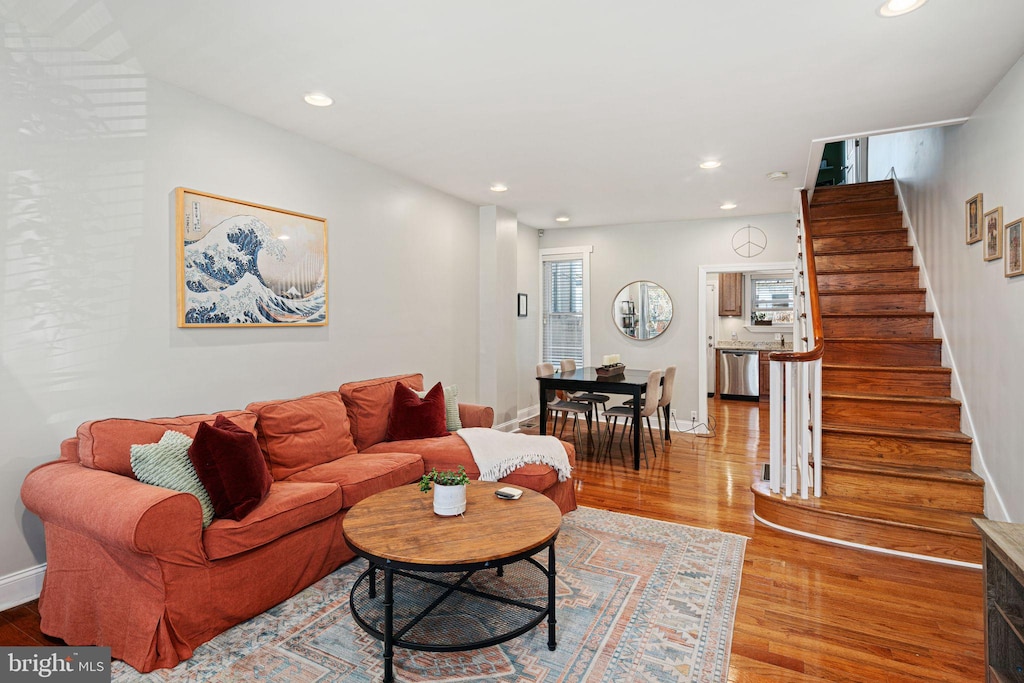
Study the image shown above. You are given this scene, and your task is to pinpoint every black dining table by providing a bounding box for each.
[537,366,667,470]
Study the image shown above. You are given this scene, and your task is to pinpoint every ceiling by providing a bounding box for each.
[8,0,1024,228]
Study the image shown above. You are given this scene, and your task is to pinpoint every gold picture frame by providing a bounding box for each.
[984,205,1003,262]
[1006,218,1023,278]
[965,193,983,244]
[175,188,328,327]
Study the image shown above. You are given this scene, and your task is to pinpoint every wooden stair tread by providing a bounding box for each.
[751,482,979,537]
[810,210,903,221]
[822,311,931,318]
[822,363,950,375]
[822,391,959,406]
[815,246,913,256]
[823,459,983,486]
[814,227,906,238]
[826,336,940,343]
[811,180,894,197]
[818,288,926,296]
[821,423,973,444]
[817,266,918,275]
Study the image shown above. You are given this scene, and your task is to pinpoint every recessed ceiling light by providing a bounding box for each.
[720,202,737,210]
[490,183,508,192]
[303,92,334,107]
[878,0,928,17]
[555,215,571,223]
[699,160,722,169]
[767,171,789,181]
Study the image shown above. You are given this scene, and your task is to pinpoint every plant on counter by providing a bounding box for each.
[419,465,470,492]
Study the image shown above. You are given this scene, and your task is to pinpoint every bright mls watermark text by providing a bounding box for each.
[2,647,110,682]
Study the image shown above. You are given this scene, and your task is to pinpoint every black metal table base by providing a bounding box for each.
[350,543,557,683]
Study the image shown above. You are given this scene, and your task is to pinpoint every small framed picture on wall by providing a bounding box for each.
[984,206,1003,261]
[965,193,983,244]
[1006,218,1023,278]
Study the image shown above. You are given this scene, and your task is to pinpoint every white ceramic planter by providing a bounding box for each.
[433,483,467,516]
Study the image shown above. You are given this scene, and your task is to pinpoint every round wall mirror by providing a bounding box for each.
[613,281,673,340]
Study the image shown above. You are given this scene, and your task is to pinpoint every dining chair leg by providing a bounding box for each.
[605,416,618,458]
[645,416,657,457]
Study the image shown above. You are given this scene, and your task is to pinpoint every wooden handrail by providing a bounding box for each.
[768,189,824,363]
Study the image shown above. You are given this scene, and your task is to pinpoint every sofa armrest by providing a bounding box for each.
[458,403,494,429]
[21,461,205,560]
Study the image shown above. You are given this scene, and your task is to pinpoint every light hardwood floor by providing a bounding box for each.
[2,398,985,680]
[534,397,984,682]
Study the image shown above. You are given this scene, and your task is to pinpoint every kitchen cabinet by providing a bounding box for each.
[718,272,743,317]
[758,352,771,401]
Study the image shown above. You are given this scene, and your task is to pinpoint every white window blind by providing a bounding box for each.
[751,277,794,312]
[542,258,584,365]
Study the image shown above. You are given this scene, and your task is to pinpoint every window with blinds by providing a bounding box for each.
[542,257,584,365]
[751,277,794,312]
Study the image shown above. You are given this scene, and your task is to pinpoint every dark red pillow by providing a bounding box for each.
[386,381,449,441]
[188,415,273,521]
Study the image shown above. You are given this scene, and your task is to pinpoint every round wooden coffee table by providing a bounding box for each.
[343,481,562,683]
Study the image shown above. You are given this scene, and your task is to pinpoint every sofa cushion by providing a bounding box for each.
[77,411,258,477]
[130,430,216,528]
[416,384,463,431]
[202,480,342,561]
[386,382,448,441]
[286,452,424,509]
[189,415,273,521]
[340,373,424,450]
[246,392,358,480]
[361,435,560,493]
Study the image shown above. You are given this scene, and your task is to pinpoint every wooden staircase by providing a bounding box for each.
[752,179,984,565]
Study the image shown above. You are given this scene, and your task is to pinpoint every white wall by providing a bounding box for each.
[867,54,1024,522]
[478,206,519,428]
[516,226,541,418]
[533,213,796,422]
[0,48,481,580]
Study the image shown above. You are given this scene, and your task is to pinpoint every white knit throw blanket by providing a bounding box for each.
[455,427,573,483]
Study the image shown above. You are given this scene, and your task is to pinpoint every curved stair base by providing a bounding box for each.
[751,481,982,567]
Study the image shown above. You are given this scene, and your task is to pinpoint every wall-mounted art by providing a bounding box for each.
[517,292,528,317]
[966,193,983,244]
[176,188,328,327]
[1006,218,1023,278]
[984,205,1003,262]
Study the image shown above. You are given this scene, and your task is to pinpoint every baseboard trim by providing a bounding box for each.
[493,417,520,432]
[0,563,45,612]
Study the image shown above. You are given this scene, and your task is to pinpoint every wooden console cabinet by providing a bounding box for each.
[975,519,1024,681]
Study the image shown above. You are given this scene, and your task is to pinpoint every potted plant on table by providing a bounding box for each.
[419,465,469,516]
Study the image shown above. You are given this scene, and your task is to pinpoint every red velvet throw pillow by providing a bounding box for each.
[386,381,449,441]
[188,415,273,521]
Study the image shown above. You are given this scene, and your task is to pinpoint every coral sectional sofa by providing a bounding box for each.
[20,373,576,672]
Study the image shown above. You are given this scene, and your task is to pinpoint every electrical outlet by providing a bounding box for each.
[690,410,698,421]
[670,409,676,418]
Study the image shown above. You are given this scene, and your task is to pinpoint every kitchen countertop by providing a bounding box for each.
[716,340,793,351]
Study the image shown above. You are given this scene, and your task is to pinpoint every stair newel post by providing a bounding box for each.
[769,359,782,494]
[785,359,797,497]
[812,357,823,496]
[799,360,811,499]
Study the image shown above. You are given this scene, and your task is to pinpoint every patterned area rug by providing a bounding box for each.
[113,507,746,682]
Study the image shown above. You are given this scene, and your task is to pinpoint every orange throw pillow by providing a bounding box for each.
[386,382,449,441]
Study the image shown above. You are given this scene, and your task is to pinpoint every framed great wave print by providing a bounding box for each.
[176,188,328,327]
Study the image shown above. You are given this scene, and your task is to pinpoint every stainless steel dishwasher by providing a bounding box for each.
[719,350,759,400]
